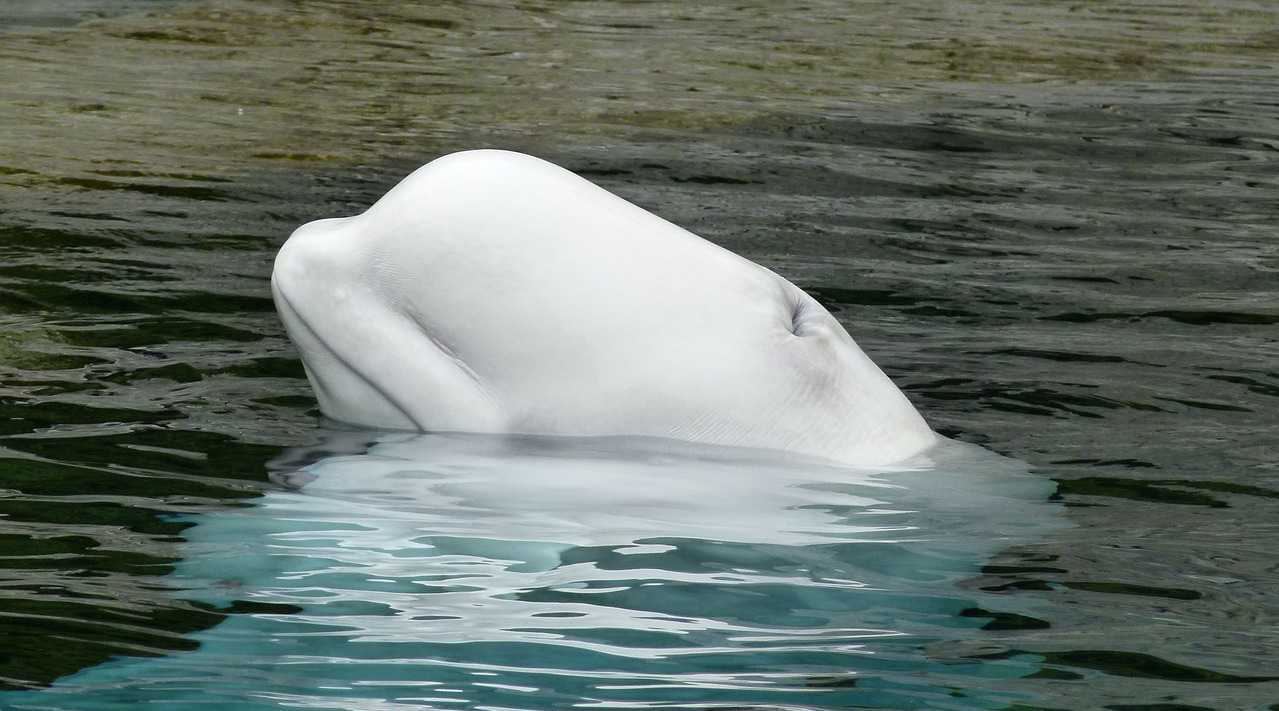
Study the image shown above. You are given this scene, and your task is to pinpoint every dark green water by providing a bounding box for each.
[1,2,1277,709]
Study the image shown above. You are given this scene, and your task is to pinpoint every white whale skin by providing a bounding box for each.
[271,149,936,466]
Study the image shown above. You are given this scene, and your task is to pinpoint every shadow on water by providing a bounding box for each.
[6,430,1065,710]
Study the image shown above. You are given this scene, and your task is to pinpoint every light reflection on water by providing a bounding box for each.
[9,432,1063,711]
[0,1,1277,709]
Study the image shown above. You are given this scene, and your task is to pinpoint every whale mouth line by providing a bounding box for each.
[276,289,420,429]
[400,309,494,404]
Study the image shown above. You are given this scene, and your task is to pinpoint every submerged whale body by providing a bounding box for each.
[7,432,1062,710]
[272,149,936,466]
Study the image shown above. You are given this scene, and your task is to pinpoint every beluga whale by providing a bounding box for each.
[2,153,1067,711]
[4,152,1064,705]
[272,149,937,466]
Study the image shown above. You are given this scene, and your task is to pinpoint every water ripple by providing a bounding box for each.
[0,1,1276,708]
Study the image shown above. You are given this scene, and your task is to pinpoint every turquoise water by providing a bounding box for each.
[7,434,1063,710]
[1,2,1277,709]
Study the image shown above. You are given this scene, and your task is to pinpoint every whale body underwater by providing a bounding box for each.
[271,149,937,467]
[9,431,1060,711]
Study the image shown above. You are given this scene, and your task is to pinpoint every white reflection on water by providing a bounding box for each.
[12,432,1062,710]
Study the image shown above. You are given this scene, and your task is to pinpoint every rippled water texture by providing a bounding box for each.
[1,1,1277,710]
[7,433,1065,710]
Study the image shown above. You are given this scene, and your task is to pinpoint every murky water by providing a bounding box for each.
[1,1,1277,710]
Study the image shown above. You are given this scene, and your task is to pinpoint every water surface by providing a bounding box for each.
[8,432,1064,710]
[0,1,1277,709]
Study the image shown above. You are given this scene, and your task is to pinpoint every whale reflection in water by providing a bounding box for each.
[13,431,1062,711]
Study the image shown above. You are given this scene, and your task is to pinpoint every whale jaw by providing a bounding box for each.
[272,149,936,467]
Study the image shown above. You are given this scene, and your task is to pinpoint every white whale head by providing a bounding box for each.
[271,149,936,466]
